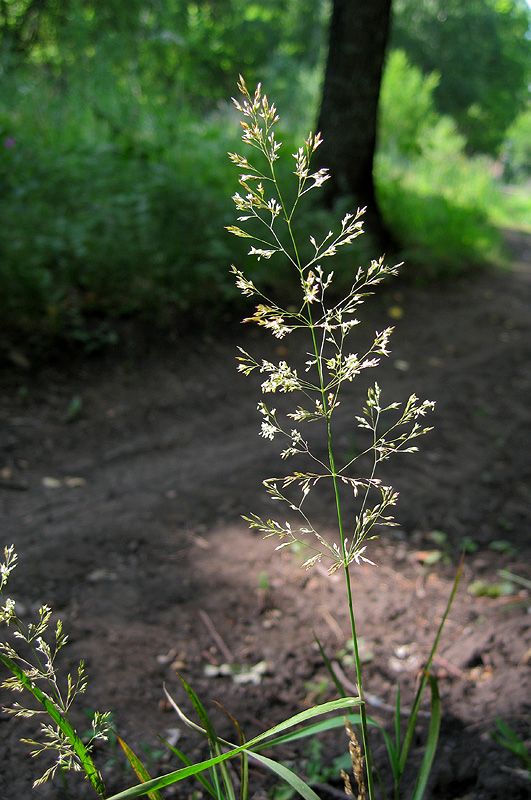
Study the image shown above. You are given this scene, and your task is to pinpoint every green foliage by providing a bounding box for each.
[487,182,531,233]
[1,1,528,343]
[0,551,362,798]
[391,0,531,155]
[1,0,328,112]
[501,103,531,182]
[377,51,506,276]
[0,80,243,330]
[378,50,440,159]
[491,717,531,777]
[107,691,362,800]
[0,7,328,341]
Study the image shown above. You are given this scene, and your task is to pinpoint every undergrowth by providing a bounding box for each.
[0,50,524,347]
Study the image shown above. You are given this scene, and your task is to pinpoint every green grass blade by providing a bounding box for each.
[411,673,441,800]
[492,719,531,769]
[152,732,218,798]
[214,701,248,800]
[244,697,363,751]
[313,633,347,698]
[394,683,401,755]
[399,558,462,775]
[378,725,399,781]
[178,674,220,745]
[209,756,224,800]
[115,735,164,800]
[178,675,236,799]
[240,748,249,800]
[497,570,531,591]
[217,745,237,800]
[106,697,362,799]
[0,652,105,797]
[246,750,322,800]
[258,712,363,749]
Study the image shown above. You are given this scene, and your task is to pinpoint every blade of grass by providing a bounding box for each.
[498,570,531,591]
[179,676,236,800]
[394,684,401,757]
[411,673,441,800]
[259,712,363,749]
[214,701,249,800]
[245,750,322,800]
[178,674,220,744]
[492,720,531,770]
[313,633,347,698]
[152,732,219,798]
[115,735,164,800]
[398,557,462,776]
[217,743,237,800]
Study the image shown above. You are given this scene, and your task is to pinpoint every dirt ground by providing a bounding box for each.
[0,231,530,800]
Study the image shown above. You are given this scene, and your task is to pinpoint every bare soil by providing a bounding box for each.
[1,232,530,800]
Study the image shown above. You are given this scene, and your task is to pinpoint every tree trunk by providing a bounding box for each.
[317,0,394,251]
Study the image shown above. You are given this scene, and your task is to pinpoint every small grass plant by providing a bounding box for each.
[491,716,531,782]
[0,79,463,799]
[0,545,112,795]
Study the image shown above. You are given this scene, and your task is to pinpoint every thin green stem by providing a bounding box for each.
[263,121,376,798]
[286,206,376,800]
[329,436,375,800]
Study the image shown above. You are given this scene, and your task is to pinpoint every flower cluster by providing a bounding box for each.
[228,78,435,574]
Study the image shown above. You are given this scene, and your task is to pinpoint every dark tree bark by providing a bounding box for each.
[317,0,394,251]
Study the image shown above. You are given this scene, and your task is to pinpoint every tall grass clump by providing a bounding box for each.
[0,79,462,800]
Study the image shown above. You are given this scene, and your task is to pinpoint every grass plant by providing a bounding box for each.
[0,546,111,795]
[0,79,464,799]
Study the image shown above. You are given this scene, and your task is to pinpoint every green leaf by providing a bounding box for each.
[492,719,531,769]
[498,570,531,591]
[246,750,322,800]
[260,713,362,750]
[399,558,462,775]
[173,679,237,800]
[152,732,218,799]
[411,673,441,800]
[378,723,400,782]
[178,674,219,745]
[313,633,347,698]
[394,683,401,756]
[115,736,164,800]
[178,678,236,800]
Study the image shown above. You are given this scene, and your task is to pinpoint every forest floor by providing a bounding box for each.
[0,230,530,800]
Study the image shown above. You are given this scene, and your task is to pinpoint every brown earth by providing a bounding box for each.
[0,232,530,800]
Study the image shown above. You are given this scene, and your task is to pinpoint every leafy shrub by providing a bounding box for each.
[377,52,505,276]
[501,104,531,184]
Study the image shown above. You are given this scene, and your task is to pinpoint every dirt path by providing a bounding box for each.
[1,234,530,799]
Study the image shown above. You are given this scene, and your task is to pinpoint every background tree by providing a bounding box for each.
[316,0,395,250]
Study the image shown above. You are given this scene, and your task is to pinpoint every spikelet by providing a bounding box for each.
[342,718,367,800]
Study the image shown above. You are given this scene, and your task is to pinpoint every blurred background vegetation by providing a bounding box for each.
[1,0,530,350]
